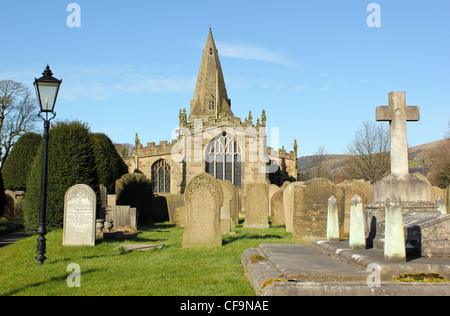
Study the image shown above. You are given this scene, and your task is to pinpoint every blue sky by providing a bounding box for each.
[0,0,449,156]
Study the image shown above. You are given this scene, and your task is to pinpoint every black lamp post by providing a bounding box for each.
[33,65,62,265]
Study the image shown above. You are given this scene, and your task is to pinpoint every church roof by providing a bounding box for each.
[190,28,233,120]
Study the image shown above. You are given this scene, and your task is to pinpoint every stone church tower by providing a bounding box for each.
[128,29,298,196]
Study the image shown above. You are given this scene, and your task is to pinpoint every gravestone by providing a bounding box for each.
[106,205,138,230]
[244,183,269,229]
[63,184,96,246]
[384,194,406,262]
[292,178,345,243]
[99,184,107,208]
[219,180,238,231]
[270,190,285,226]
[182,173,223,248]
[337,180,373,235]
[165,194,185,224]
[283,182,305,233]
[365,91,450,257]
[326,196,339,242]
[107,194,116,206]
[349,195,365,250]
[374,91,429,202]
[268,184,281,216]
[175,205,187,227]
[437,196,446,215]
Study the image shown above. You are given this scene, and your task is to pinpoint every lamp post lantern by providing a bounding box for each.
[33,65,62,265]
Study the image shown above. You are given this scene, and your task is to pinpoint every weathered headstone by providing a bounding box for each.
[268,184,281,216]
[326,196,339,242]
[99,184,107,209]
[349,195,365,250]
[374,91,429,202]
[292,178,345,243]
[244,183,269,229]
[106,205,138,230]
[175,205,187,227]
[283,182,305,233]
[292,178,344,243]
[337,180,373,235]
[165,194,185,224]
[182,173,223,248]
[219,180,238,231]
[376,91,419,175]
[365,91,449,257]
[271,190,285,227]
[384,194,406,262]
[107,194,116,206]
[63,184,96,246]
[436,196,446,215]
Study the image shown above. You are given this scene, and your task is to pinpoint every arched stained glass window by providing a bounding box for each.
[152,160,171,193]
[205,133,242,187]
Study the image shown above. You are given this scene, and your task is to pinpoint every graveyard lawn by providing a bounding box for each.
[0,223,292,296]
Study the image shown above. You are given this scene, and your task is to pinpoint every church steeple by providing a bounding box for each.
[190,28,233,120]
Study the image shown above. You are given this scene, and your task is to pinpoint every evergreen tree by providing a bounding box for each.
[2,133,42,191]
[23,121,98,232]
[90,133,129,194]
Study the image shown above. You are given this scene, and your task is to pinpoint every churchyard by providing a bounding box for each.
[0,222,291,296]
[0,92,449,296]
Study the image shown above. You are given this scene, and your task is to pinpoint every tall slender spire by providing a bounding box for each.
[190,28,232,120]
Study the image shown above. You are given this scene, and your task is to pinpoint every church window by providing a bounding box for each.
[152,159,171,193]
[210,48,213,55]
[205,133,242,187]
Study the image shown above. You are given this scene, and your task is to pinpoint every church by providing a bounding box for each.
[126,29,298,196]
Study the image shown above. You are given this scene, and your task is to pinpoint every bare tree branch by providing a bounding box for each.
[0,80,39,168]
[345,121,390,183]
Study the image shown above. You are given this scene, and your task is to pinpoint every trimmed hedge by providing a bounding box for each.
[91,133,129,194]
[23,121,99,233]
[2,133,43,191]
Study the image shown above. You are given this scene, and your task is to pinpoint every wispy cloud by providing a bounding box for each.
[57,65,196,102]
[216,41,300,67]
[0,64,197,102]
[320,85,330,91]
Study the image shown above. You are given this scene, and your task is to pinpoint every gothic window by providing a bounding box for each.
[208,100,215,110]
[152,160,171,193]
[205,133,242,187]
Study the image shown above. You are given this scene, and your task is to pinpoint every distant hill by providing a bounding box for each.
[408,139,447,160]
[297,154,348,173]
[407,139,448,175]
[297,139,446,179]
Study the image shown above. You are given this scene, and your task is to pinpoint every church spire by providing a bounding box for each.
[190,28,233,120]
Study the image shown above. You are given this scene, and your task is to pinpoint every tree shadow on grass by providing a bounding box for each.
[222,233,283,246]
[2,268,101,296]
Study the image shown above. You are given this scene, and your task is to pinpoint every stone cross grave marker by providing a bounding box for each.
[376,91,420,175]
[63,184,96,246]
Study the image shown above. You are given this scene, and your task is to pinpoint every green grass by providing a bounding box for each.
[0,222,292,296]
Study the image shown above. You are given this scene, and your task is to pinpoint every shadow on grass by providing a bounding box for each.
[222,233,283,246]
[2,268,101,296]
